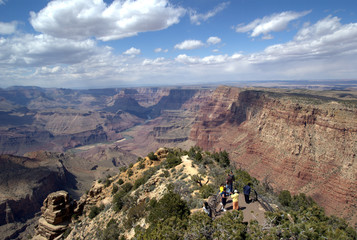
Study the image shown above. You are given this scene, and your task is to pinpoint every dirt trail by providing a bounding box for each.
[213,193,266,225]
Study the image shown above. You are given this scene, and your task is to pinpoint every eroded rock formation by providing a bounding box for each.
[33,191,77,240]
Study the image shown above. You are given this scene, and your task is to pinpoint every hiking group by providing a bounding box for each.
[203,171,254,218]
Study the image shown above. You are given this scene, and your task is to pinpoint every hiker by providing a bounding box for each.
[231,190,239,210]
[243,183,252,204]
[203,202,212,218]
[220,186,229,212]
[226,173,233,193]
[229,170,235,190]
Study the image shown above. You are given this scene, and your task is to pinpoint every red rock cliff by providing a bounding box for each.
[190,86,357,225]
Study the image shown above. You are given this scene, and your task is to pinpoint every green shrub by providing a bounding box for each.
[113,193,124,212]
[89,204,104,219]
[112,184,118,195]
[199,184,215,199]
[163,170,170,177]
[119,166,127,173]
[138,161,145,169]
[159,170,170,178]
[195,152,203,162]
[135,216,187,240]
[278,190,292,207]
[133,177,146,189]
[185,212,213,239]
[290,193,315,211]
[212,210,246,239]
[233,169,259,191]
[121,183,133,193]
[112,183,133,212]
[129,163,134,168]
[211,150,230,168]
[147,198,158,210]
[147,190,190,224]
[162,153,182,169]
[104,178,112,188]
[148,152,158,160]
[100,219,120,240]
[127,168,133,177]
[133,166,160,190]
[117,179,124,185]
[124,202,146,228]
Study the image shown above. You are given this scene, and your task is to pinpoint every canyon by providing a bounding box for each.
[0,84,356,238]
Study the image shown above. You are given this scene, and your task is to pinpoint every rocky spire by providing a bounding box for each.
[33,191,78,240]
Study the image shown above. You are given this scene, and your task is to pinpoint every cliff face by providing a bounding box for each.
[190,86,357,225]
[116,88,170,107]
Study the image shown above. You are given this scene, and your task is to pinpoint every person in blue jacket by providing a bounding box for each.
[243,183,252,204]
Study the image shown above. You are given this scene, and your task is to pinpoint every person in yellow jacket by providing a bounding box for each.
[231,189,239,210]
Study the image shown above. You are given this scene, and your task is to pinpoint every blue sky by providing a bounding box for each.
[0,0,357,88]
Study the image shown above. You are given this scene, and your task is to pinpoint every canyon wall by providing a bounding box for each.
[190,86,357,225]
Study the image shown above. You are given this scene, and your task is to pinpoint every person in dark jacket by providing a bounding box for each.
[243,183,252,204]
[220,187,229,211]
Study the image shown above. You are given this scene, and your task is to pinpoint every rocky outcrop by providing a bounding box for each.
[190,86,357,225]
[33,191,77,240]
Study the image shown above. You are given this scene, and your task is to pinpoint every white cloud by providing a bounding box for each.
[154,48,168,53]
[261,16,357,62]
[1,14,357,89]
[30,0,186,41]
[174,40,205,50]
[207,36,221,45]
[294,15,340,41]
[175,54,229,65]
[142,57,167,65]
[236,10,311,38]
[190,2,229,25]
[175,54,199,64]
[123,47,141,55]
[0,0,5,5]
[35,66,63,74]
[0,21,17,34]
[172,15,357,80]
[0,34,101,66]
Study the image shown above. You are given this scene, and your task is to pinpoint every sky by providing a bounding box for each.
[0,0,357,89]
